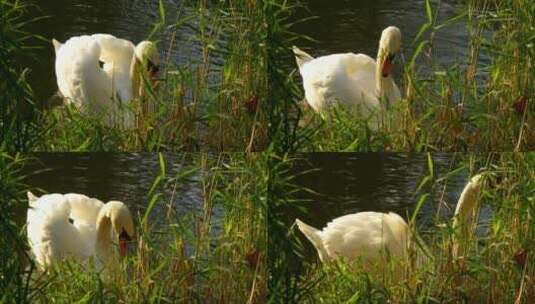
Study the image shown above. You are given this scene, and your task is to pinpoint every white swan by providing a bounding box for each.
[26,192,135,270]
[293,26,402,120]
[296,174,484,264]
[52,34,160,128]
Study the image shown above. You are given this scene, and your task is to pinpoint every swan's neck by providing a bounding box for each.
[375,48,393,104]
[453,182,480,232]
[451,177,482,256]
[96,213,113,262]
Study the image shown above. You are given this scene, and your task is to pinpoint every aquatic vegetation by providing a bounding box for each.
[0,153,34,302]
[268,153,535,303]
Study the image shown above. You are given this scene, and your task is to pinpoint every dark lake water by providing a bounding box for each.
[22,153,223,241]
[281,153,491,259]
[21,0,203,105]
[291,0,490,77]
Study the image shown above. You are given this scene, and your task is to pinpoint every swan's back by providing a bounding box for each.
[90,34,135,101]
[319,212,409,261]
[64,193,104,224]
[55,35,113,110]
[27,194,94,268]
[299,53,379,112]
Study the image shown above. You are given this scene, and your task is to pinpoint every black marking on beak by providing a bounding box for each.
[68,218,74,224]
[98,60,105,69]
[387,53,396,63]
[146,59,159,74]
[119,229,131,242]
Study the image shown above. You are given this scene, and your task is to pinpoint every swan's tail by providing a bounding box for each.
[292,46,314,71]
[295,219,329,262]
[52,39,62,53]
[27,191,39,207]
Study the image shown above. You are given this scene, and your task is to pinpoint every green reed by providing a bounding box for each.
[0,1,41,152]
[0,153,34,302]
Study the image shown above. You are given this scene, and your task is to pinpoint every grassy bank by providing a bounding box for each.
[1,0,267,152]
[1,152,267,303]
[271,0,534,152]
[268,153,535,303]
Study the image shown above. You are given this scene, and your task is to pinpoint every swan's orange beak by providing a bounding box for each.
[119,230,131,258]
[382,55,394,78]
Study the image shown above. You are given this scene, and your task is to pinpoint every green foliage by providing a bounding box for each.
[0,1,39,152]
[0,153,34,303]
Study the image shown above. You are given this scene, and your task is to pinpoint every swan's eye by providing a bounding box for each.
[98,60,105,69]
[388,54,396,62]
[68,218,74,224]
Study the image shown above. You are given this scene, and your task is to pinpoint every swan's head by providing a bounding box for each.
[468,174,483,190]
[453,173,485,230]
[134,41,160,84]
[105,201,135,257]
[378,26,402,78]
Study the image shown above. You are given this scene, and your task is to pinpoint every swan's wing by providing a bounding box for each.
[55,35,113,108]
[91,34,134,66]
[299,53,379,111]
[382,212,410,252]
[298,53,348,111]
[344,53,377,91]
[64,193,104,225]
[27,193,65,230]
[27,194,94,268]
[63,194,104,254]
[321,212,408,260]
[91,34,135,102]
